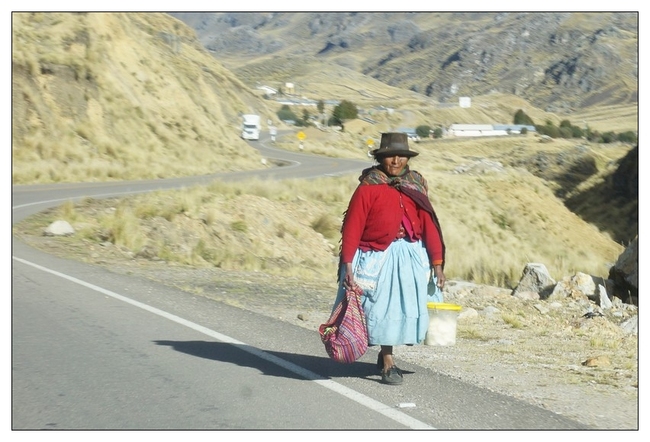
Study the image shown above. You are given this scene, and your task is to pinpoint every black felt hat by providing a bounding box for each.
[372,132,419,158]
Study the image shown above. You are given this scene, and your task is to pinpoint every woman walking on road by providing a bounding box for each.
[335,132,446,385]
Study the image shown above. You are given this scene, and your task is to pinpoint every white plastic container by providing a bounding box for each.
[424,302,462,346]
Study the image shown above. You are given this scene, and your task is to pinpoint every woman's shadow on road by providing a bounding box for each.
[153,339,413,383]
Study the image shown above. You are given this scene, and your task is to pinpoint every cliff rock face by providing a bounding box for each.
[171,12,638,111]
[609,235,638,305]
[612,145,638,199]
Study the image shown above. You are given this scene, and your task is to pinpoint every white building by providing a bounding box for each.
[448,124,498,137]
[448,124,536,137]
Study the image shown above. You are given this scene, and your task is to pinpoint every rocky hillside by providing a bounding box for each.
[570,145,638,244]
[171,12,638,112]
[11,12,274,183]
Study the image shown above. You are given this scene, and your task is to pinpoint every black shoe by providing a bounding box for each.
[376,352,384,371]
[381,366,403,385]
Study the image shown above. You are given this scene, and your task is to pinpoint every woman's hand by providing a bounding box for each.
[433,265,445,289]
[343,263,355,290]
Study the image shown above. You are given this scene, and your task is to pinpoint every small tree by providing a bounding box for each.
[317,99,325,114]
[416,125,431,138]
[617,131,637,144]
[301,109,311,126]
[601,131,616,143]
[328,116,341,126]
[536,123,560,138]
[514,109,535,126]
[544,125,561,138]
[277,104,298,122]
[432,127,443,139]
[331,100,358,125]
[570,126,584,138]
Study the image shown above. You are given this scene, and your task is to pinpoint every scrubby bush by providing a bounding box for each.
[277,105,299,122]
[514,109,535,125]
[330,100,358,126]
[536,118,635,144]
[416,125,431,138]
[571,126,584,138]
[601,131,616,143]
[617,131,638,143]
[299,109,311,127]
[537,123,560,138]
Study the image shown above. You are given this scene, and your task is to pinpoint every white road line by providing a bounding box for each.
[13,256,435,430]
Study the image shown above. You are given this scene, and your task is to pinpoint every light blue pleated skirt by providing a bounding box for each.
[335,239,432,346]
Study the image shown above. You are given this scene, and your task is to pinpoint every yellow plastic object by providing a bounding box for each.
[427,302,461,311]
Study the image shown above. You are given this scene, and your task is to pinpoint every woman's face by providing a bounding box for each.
[379,155,409,176]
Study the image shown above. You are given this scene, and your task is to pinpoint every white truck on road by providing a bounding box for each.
[241,114,261,141]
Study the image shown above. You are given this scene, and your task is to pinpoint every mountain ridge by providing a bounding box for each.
[171,12,638,112]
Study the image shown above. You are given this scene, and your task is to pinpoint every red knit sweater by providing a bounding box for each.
[340,183,444,266]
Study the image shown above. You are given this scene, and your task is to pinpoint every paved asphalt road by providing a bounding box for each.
[11,132,589,430]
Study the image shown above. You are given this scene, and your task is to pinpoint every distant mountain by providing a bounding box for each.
[171,12,638,112]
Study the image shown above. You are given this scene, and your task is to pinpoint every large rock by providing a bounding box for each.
[43,220,75,237]
[512,263,556,299]
[620,315,638,336]
[549,272,612,308]
[609,235,638,305]
[550,272,593,302]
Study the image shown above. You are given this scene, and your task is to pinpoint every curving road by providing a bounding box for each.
[12,133,588,430]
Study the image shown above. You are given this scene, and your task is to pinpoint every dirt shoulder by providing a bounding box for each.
[14,233,639,430]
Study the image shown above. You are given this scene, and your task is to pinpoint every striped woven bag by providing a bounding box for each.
[319,284,368,363]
